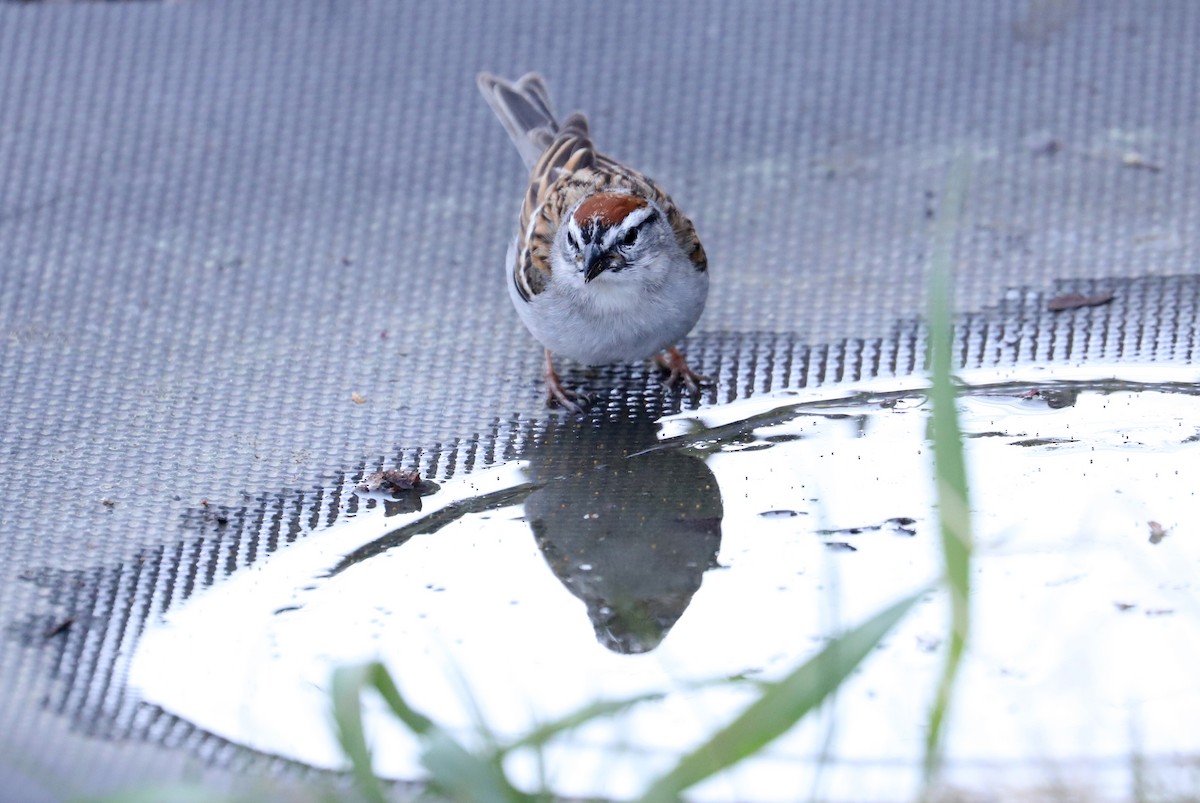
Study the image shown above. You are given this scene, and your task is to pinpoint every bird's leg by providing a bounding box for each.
[655,346,710,395]
[543,349,586,413]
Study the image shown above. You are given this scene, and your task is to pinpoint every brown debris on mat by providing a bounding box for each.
[358,468,431,494]
[1046,290,1114,312]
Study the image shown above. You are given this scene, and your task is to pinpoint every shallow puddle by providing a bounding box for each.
[129,366,1200,801]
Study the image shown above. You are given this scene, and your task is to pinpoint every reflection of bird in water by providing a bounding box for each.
[522,408,723,654]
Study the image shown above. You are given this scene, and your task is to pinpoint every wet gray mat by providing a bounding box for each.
[9,274,1199,796]
[1,1,1198,799]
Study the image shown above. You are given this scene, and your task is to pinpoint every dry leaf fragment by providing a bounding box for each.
[1046,291,1114,312]
[359,468,422,493]
[1121,151,1163,172]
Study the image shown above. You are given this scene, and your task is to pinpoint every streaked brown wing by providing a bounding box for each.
[513,116,599,301]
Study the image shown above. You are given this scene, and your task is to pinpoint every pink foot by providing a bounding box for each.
[543,350,586,413]
[654,346,710,395]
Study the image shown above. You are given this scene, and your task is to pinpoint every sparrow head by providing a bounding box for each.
[558,191,669,283]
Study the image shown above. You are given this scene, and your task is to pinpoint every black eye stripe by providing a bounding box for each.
[621,210,658,246]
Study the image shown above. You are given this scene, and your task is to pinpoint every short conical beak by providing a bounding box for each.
[582,243,607,283]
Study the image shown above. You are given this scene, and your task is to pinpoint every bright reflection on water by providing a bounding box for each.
[129,369,1200,801]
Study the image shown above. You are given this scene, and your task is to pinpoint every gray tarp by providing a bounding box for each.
[1,2,1196,799]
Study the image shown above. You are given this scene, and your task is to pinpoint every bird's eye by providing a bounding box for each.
[622,227,639,247]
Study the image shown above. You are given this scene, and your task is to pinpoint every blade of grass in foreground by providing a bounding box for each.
[331,663,392,803]
[923,153,974,781]
[332,662,526,803]
[334,663,677,802]
[504,692,668,754]
[640,586,930,803]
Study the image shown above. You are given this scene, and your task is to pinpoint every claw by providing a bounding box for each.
[544,349,587,413]
[654,346,710,395]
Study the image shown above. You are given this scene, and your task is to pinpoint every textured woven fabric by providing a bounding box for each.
[1,1,1197,799]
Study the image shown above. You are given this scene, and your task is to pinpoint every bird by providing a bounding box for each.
[477,72,709,413]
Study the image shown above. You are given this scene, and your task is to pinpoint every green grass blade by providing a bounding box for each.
[504,692,667,754]
[420,731,527,803]
[926,152,973,635]
[923,153,975,781]
[331,664,390,803]
[640,587,930,803]
[335,662,528,803]
[364,661,434,735]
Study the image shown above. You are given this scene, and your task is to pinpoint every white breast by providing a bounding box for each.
[506,240,708,366]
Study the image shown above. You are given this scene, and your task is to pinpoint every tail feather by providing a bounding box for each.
[511,73,557,129]
[477,72,562,170]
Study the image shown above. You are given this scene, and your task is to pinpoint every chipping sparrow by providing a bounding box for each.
[477,73,709,412]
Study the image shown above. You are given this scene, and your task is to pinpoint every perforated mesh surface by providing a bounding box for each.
[1,2,1198,799]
